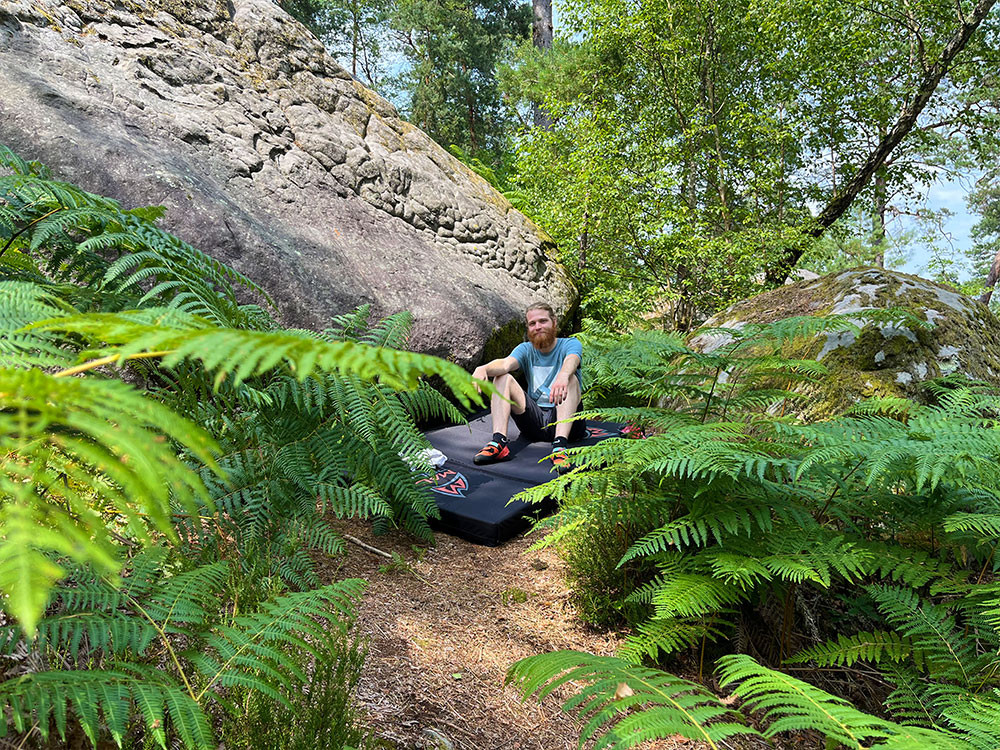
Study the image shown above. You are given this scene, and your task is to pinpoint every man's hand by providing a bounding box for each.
[472,365,489,394]
[549,374,569,405]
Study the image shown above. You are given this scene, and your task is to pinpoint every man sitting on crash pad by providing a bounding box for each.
[471,302,585,473]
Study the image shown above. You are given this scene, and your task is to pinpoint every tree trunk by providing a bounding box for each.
[766,0,998,285]
[874,165,887,269]
[532,0,553,130]
[351,0,359,78]
[980,251,1000,305]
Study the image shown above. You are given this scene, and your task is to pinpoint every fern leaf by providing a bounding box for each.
[0,368,220,632]
[0,669,211,750]
[193,580,366,701]
[718,654,973,749]
[37,310,484,407]
[786,631,912,668]
[507,650,759,749]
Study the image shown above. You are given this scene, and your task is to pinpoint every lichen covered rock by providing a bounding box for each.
[696,267,1000,419]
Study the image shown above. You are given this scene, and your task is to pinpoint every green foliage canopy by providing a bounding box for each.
[503,0,1000,326]
[392,0,531,154]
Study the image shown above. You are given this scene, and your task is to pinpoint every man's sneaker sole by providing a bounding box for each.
[474,445,511,465]
[551,452,570,474]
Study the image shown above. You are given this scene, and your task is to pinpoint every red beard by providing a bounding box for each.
[529,328,556,350]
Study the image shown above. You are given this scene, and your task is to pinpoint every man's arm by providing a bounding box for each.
[548,353,581,405]
[472,356,520,392]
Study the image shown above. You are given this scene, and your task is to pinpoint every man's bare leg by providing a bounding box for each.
[552,373,582,441]
[491,373,527,437]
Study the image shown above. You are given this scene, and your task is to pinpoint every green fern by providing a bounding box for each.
[0,146,268,328]
[507,650,760,749]
[0,367,220,633]
[718,654,975,749]
[519,309,1000,750]
[786,631,913,668]
[1,143,478,749]
[34,309,481,404]
[0,280,76,367]
[0,667,211,749]
[510,650,977,749]
[2,552,365,750]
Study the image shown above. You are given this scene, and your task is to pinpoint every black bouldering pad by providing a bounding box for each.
[422,414,621,546]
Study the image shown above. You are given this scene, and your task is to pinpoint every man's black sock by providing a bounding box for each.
[551,436,568,450]
[493,432,508,445]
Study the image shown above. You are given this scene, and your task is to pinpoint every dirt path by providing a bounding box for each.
[322,520,820,750]
[324,519,635,749]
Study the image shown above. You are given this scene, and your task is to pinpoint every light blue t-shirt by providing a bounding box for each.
[510,337,584,408]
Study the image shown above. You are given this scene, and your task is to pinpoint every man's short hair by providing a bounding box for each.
[525,302,556,322]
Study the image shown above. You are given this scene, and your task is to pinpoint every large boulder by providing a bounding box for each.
[0,0,574,366]
[696,267,1000,419]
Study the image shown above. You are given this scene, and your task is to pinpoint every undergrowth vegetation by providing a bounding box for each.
[509,319,1000,749]
[0,144,478,748]
[8,130,1000,750]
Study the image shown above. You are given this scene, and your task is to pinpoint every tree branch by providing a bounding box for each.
[767,0,998,284]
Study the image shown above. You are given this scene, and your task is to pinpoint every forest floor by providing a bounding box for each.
[323,519,805,750]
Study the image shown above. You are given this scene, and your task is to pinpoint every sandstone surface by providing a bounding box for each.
[694,267,1000,419]
[0,0,573,365]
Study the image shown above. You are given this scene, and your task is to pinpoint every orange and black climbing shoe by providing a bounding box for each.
[474,440,511,465]
[550,449,570,475]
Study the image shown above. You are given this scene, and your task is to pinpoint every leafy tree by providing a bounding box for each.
[968,176,1000,304]
[505,0,1000,327]
[390,0,531,154]
[280,0,391,86]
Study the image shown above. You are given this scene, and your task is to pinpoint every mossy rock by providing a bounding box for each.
[697,267,1000,420]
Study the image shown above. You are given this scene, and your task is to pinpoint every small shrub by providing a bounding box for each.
[219,634,370,750]
[560,499,656,629]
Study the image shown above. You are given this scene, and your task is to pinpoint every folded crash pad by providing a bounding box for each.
[422,414,621,546]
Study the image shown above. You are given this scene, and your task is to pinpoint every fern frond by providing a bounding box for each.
[0,668,210,749]
[507,650,759,749]
[786,631,912,668]
[620,496,775,561]
[0,368,220,632]
[718,654,974,749]
[618,618,725,663]
[37,310,483,406]
[942,512,1000,539]
[858,542,957,589]
[628,571,745,619]
[4,612,157,661]
[0,280,76,367]
[933,687,1000,750]
[0,142,50,177]
[868,586,979,684]
[191,579,365,703]
[881,662,937,727]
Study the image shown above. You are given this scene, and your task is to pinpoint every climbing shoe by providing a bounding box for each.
[474,440,511,465]
[550,449,570,475]
[619,423,646,439]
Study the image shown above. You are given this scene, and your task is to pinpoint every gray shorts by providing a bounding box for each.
[512,396,587,443]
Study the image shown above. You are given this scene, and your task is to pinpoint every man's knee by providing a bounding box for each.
[562,374,582,407]
[492,373,526,413]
